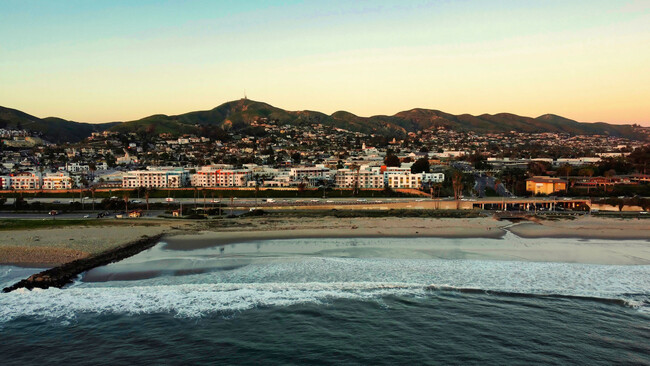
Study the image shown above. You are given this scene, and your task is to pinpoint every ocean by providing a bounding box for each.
[1,236,649,365]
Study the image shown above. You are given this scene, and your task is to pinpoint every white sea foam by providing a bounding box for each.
[0,266,41,289]
[0,282,427,322]
[1,258,648,322]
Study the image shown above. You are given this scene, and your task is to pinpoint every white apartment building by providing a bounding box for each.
[289,166,331,180]
[42,172,73,190]
[386,172,445,189]
[387,173,422,189]
[335,169,385,188]
[191,166,252,187]
[122,169,189,188]
[422,172,445,184]
[0,176,10,190]
[9,172,41,190]
[65,162,108,172]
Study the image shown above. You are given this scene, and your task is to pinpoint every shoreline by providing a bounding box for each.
[2,233,166,292]
[0,216,648,284]
[164,221,507,250]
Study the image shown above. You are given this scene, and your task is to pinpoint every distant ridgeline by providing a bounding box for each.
[0,99,645,143]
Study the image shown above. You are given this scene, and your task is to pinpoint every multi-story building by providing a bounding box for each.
[422,172,445,184]
[122,168,189,188]
[386,172,445,189]
[525,176,567,195]
[42,172,73,190]
[9,172,41,190]
[289,166,331,181]
[191,166,252,187]
[0,176,10,190]
[335,168,385,188]
[65,162,108,172]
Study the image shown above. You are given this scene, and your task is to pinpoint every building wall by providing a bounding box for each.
[42,173,72,190]
[290,167,330,180]
[122,170,188,188]
[387,174,422,189]
[526,180,566,195]
[335,170,384,188]
[191,168,252,187]
[9,173,40,190]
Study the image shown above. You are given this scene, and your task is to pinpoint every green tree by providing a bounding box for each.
[291,152,302,164]
[411,158,430,174]
[384,154,401,167]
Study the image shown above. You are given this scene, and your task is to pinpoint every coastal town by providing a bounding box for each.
[3,2,650,364]
[1,120,648,201]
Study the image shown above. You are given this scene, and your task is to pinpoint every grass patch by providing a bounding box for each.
[0,219,157,231]
[242,209,484,219]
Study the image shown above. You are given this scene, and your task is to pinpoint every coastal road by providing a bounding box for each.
[0,211,167,220]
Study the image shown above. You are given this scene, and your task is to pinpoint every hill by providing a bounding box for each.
[1,100,642,142]
[0,106,117,143]
[111,99,639,138]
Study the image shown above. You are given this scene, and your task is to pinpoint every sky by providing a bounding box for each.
[1,0,649,125]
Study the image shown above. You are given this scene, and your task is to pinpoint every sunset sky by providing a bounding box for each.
[1,0,649,125]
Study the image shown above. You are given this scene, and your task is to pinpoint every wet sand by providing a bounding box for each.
[508,217,650,240]
[162,216,650,265]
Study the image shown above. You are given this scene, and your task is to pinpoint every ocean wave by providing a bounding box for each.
[2,258,649,322]
[424,285,649,310]
[0,280,648,323]
[0,282,427,322]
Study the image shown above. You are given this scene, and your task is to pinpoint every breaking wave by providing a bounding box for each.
[1,257,649,322]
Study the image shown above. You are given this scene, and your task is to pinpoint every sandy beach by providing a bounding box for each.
[0,220,192,266]
[159,216,650,265]
[508,216,650,240]
[1,216,648,266]
[167,217,508,249]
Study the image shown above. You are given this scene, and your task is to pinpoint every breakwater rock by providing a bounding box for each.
[3,233,165,293]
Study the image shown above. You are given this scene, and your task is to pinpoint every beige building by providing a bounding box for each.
[9,172,41,190]
[335,169,385,188]
[122,169,189,188]
[42,172,73,190]
[526,176,567,195]
[191,166,252,187]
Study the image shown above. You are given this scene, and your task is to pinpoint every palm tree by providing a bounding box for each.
[452,170,463,209]
[90,186,96,211]
[144,188,150,214]
[123,192,130,214]
[253,173,262,206]
[88,162,97,182]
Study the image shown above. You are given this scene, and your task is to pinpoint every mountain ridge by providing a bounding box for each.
[0,100,642,143]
